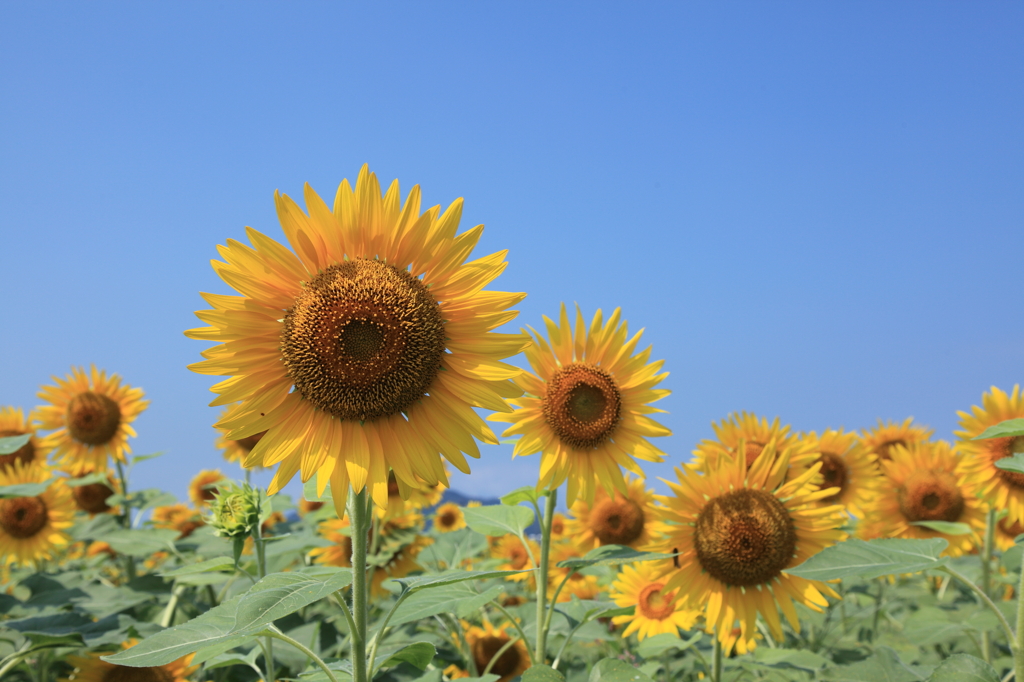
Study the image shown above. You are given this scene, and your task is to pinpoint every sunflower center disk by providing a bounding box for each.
[0,430,35,469]
[742,441,766,468]
[817,453,848,502]
[234,431,265,452]
[508,546,529,570]
[73,481,114,514]
[103,665,175,682]
[897,470,964,523]
[439,511,457,527]
[66,392,121,446]
[543,363,621,449]
[0,496,49,539]
[694,489,797,587]
[876,439,906,461]
[473,635,520,676]
[282,259,446,422]
[590,497,645,546]
[993,437,1024,489]
[637,582,676,620]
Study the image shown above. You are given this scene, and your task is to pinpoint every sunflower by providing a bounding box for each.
[0,407,46,470]
[652,444,846,655]
[798,429,879,518]
[491,534,539,582]
[189,469,227,509]
[378,470,445,520]
[995,515,1024,552]
[433,502,466,533]
[565,474,657,551]
[67,470,120,516]
[151,503,205,539]
[490,304,671,505]
[957,386,1024,524]
[610,562,699,641]
[549,513,567,541]
[216,404,266,469]
[548,540,602,602]
[298,498,325,516]
[185,166,528,514]
[63,639,197,682]
[463,620,531,682]
[0,461,75,567]
[35,366,148,476]
[861,417,933,462]
[858,441,985,556]
[691,412,817,478]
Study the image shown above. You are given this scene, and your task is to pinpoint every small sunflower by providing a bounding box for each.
[185,166,529,514]
[548,540,602,602]
[433,502,466,533]
[378,470,445,520]
[995,515,1024,552]
[691,412,817,477]
[491,534,539,582]
[67,470,120,516]
[858,441,984,556]
[0,461,75,567]
[151,503,205,539]
[957,386,1024,524]
[189,469,227,509]
[35,366,149,475]
[610,562,700,641]
[490,304,671,505]
[798,429,879,518]
[216,404,266,469]
[549,512,567,541]
[86,541,117,559]
[653,444,846,654]
[0,407,46,470]
[464,620,531,682]
[861,417,933,462]
[565,474,657,551]
[64,639,197,682]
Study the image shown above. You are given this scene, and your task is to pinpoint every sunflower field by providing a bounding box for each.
[3,167,1024,682]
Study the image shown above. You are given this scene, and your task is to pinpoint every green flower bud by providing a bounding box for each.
[208,482,259,539]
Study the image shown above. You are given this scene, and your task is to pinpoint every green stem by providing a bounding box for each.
[160,583,185,627]
[535,488,557,663]
[940,565,1016,649]
[484,634,522,676]
[254,501,274,682]
[712,634,723,682]
[261,628,339,682]
[331,590,357,639]
[349,488,370,682]
[368,588,416,677]
[872,578,883,639]
[983,508,997,664]
[489,602,534,666]
[114,460,136,581]
[1015,561,1024,682]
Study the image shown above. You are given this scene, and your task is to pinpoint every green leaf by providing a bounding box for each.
[0,480,52,498]
[463,504,535,537]
[522,665,566,682]
[635,632,701,658]
[380,641,436,671]
[0,433,31,454]
[910,520,974,535]
[929,654,999,682]
[589,658,655,682]
[131,451,166,464]
[202,648,261,671]
[388,569,534,593]
[554,598,631,630]
[103,528,180,557]
[500,486,540,506]
[753,648,830,672]
[556,544,676,570]
[65,471,112,487]
[158,557,236,578]
[385,583,504,628]
[303,477,333,503]
[417,528,488,570]
[974,418,1024,440]
[821,647,927,682]
[784,538,949,580]
[995,454,1024,475]
[231,569,353,632]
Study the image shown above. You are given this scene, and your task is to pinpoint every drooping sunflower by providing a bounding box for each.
[798,429,879,518]
[186,166,528,514]
[861,417,933,462]
[491,534,539,582]
[35,366,148,475]
[216,403,266,470]
[610,562,700,641]
[67,470,120,516]
[652,444,846,655]
[0,407,46,470]
[463,619,531,682]
[565,474,657,551]
[490,304,671,505]
[189,469,227,509]
[433,502,466,533]
[858,441,985,556]
[956,386,1024,524]
[63,639,197,682]
[691,412,817,478]
[0,461,75,567]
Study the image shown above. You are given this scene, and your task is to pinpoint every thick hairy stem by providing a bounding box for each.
[535,488,557,663]
[349,488,370,682]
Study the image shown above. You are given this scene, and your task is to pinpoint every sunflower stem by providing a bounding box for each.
[1015,559,1024,681]
[254,505,275,682]
[483,634,522,677]
[348,487,370,682]
[260,627,339,682]
[712,634,723,682]
[940,565,1016,652]
[536,488,557,664]
[983,507,997,663]
[114,459,136,581]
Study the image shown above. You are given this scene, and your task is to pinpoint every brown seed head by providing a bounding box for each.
[73,481,115,514]
[817,452,848,502]
[102,665,174,682]
[637,582,676,620]
[543,363,621,449]
[472,634,521,677]
[0,430,35,469]
[897,470,965,523]
[66,392,121,446]
[0,496,49,539]
[875,439,906,461]
[589,496,645,546]
[234,430,266,452]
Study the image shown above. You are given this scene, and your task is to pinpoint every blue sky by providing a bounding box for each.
[1,2,1021,504]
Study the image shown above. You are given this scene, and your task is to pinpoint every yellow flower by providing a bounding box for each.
[463,620,531,682]
[565,474,657,551]
[0,406,47,470]
[185,166,528,513]
[861,417,933,462]
[548,540,602,602]
[189,469,227,509]
[61,639,197,682]
[798,429,880,518]
[35,365,149,475]
[858,440,985,557]
[433,502,466,533]
[652,444,846,655]
[0,461,75,567]
[691,412,817,478]
[298,498,325,516]
[490,304,670,505]
[995,515,1024,552]
[378,470,445,520]
[610,562,700,641]
[67,470,120,517]
[151,503,205,539]
[956,386,1024,524]
[491,534,539,583]
[216,403,266,469]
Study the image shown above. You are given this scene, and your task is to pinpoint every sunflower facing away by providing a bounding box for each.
[798,429,879,518]
[0,407,46,470]
[490,304,671,505]
[0,461,75,567]
[66,639,197,682]
[860,417,934,462]
[957,386,1024,524]
[652,444,846,654]
[565,474,657,551]
[35,366,149,476]
[857,440,984,557]
[610,561,700,641]
[186,166,528,514]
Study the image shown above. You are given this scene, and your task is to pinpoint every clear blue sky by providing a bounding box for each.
[1,2,1021,504]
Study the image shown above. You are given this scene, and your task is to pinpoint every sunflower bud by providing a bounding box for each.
[207,483,259,539]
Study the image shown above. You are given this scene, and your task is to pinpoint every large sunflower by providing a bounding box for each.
[957,386,1024,524]
[0,461,75,567]
[798,429,879,518]
[652,444,846,655]
[858,441,985,556]
[565,474,657,551]
[0,407,46,470]
[860,417,933,461]
[489,304,670,505]
[186,166,528,514]
[610,562,700,641]
[64,639,197,682]
[35,366,149,475]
